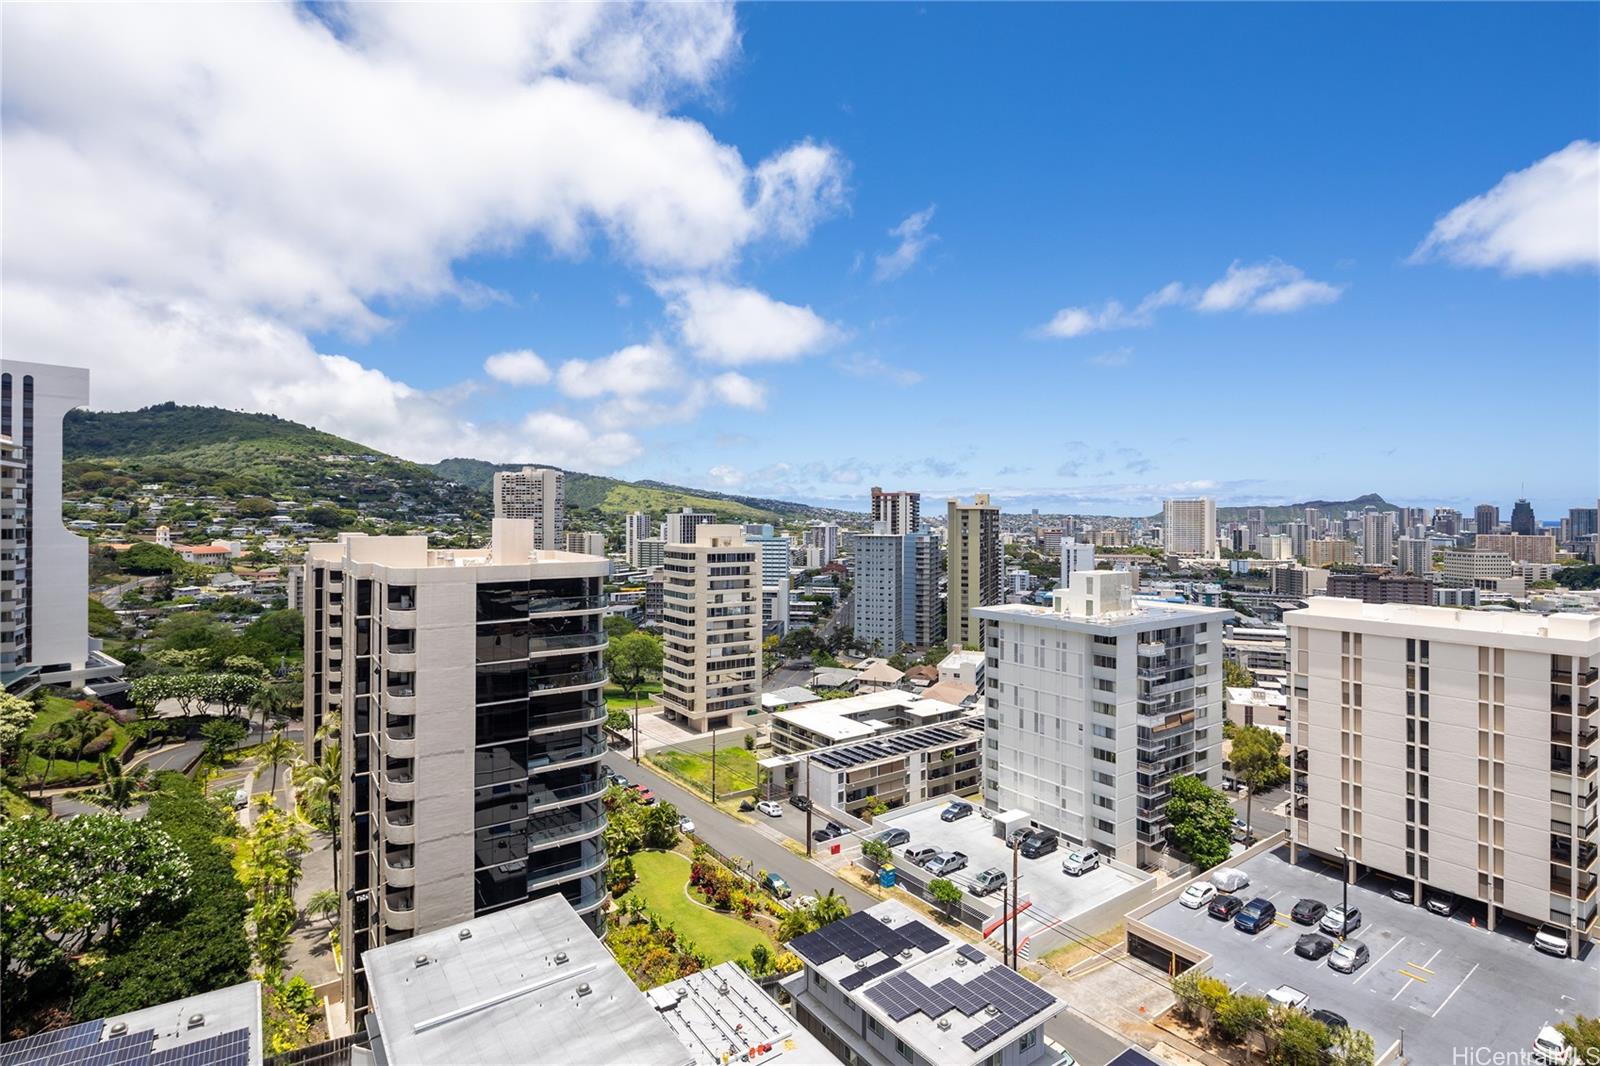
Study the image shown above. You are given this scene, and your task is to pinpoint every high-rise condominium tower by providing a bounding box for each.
[662,507,716,545]
[1162,497,1217,557]
[624,511,652,566]
[946,494,1001,648]
[1287,599,1599,954]
[1475,504,1500,536]
[853,524,941,653]
[1361,511,1394,568]
[492,466,564,550]
[976,572,1231,866]
[1433,508,1462,536]
[303,521,611,1021]
[1,360,123,695]
[658,525,760,732]
[1510,498,1537,536]
[870,487,921,535]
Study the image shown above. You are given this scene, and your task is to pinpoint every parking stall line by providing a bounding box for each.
[1355,934,1405,984]
[1431,962,1478,1019]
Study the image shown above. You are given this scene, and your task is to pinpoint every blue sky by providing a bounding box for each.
[6,3,1597,516]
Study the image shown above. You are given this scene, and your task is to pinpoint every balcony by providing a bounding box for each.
[528,594,608,616]
[1554,721,1600,746]
[385,650,418,673]
[381,891,416,930]
[383,765,416,801]
[384,605,417,628]
[528,703,607,735]
[527,809,606,850]
[527,775,608,812]
[382,810,415,845]
[527,736,607,773]
[529,667,607,694]
[528,631,607,657]
[526,848,608,892]
[1554,753,1600,778]
[383,851,416,887]
[1552,870,1599,901]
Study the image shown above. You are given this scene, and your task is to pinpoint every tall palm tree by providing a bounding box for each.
[248,685,283,744]
[812,888,850,927]
[92,755,144,812]
[68,712,102,768]
[259,731,298,794]
[40,723,68,786]
[305,888,340,928]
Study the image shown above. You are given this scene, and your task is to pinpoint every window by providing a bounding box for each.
[867,1017,884,1038]
[895,1037,912,1062]
[1018,1031,1039,1052]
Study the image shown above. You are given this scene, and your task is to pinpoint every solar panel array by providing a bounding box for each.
[0,1024,250,1066]
[788,911,948,965]
[957,944,986,963]
[811,725,974,771]
[861,957,1056,1051]
[838,956,901,991]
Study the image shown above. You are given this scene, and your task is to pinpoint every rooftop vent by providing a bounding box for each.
[186,1014,205,1030]
[576,983,593,997]
[414,954,430,968]
[554,951,570,965]
[108,1024,127,1038]
[900,950,913,959]
[458,928,472,940]
[985,1006,1000,1017]
[937,1019,952,1031]
[879,916,893,924]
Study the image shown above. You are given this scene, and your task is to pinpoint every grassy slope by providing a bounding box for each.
[647,748,760,795]
[620,850,773,965]
[22,697,130,783]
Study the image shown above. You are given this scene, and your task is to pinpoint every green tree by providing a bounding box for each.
[603,614,637,639]
[1556,1016,1600,1065]
[861,794,889,823]
[91,755,146,812]
[305,888,340,927]
[607,630,663,758]
[122,541,183,575]
[1231,726,1286,835]
[1,814,191,977]
[1223,659,1256,688]
[860,838,892,867]
[778,906,817,941]
[1269,1009,1332,1065]
[1327,1025,1377,1066]
[1166,774,1234,868]
[1213,992,1270,1043]
[929,877,963,920]
[258,732,299,793]
[0,691,34,765]
[640,800,682,849]
[812,888,849,926]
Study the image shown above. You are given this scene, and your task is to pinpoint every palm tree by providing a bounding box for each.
[40,723,68,785]
[68,712,102,768]
[92,755,144,812]
[259,731,298,794]
[248,685,283,744]
[306,888,340,928]
[812,888,850,927]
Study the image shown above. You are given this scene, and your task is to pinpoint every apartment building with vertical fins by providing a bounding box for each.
[1286,598,1600,954]
[658,525,760,732]
[947,494,1000,648]
[491,466,564,549]
[975,571,1231,866]
[302,519,611,1021]
[1162,497,1217,558]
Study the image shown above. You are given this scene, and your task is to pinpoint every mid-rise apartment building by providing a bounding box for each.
[786,902,1065,1066]
[947,494,1001,648]
[659,525,759,732]
[1396,536,1432,576]
[1162,497,1217,558]
[975,571,1231,865]
[0,361,123,695]
[491,466,563,550]
[870,486,921,535]
[804,521,840,564]
[662,507,716,545]
[1361,511,1394,568]
[1269,565,1329,599]
[563,530,606,557]
[1059,540,1096,589]
[1475,533,1558,564]
[1258,533,1293,561]
[624,510,652,566]
[1439,549,1524,594]
[1286,599,1600,952]
[1434,508,1463,536]
[1306,538,1355,568]
[302,521,611,1019]
[1326,571,1434,606]
[853,526,941,653]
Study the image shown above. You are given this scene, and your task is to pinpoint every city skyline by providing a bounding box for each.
[4,3,1596,516]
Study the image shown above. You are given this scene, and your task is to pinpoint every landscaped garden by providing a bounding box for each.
[647,746,759,798]
[19,695,132,786]
[617,850,775,966]
[605,681,662,712]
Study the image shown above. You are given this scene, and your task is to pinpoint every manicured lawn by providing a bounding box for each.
[648,746,759,798]
[21,697,131,784]
[605,682,661,711]
[619,851,773,965]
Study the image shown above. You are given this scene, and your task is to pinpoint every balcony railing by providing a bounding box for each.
[527,810,605,849]
[527,849,608,891]
[527,736,608,771]
[528,595,608,615]
[527,776,608,810]
[529,668,607,692]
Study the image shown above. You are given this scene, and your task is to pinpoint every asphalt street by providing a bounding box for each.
[602,750,877,911]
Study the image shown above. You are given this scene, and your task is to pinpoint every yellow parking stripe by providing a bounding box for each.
[1406,961,1436,974]
[1273,919,1291,928]
[1397,968,1429,982]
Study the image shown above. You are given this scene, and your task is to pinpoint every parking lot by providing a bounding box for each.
[873,803,1151,950]
[1139,846,1600,1060]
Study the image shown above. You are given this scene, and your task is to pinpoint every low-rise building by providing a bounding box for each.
[786,903,1064,1066]
[937,648,985,689]
[761,717,982,818]
[770,690,967,754]
[0,982,262,1066]
[1326,571,1434,605]
[648,962,841,1066]
[1225,686,1288,729]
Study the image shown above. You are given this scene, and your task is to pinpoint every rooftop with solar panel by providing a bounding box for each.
[0,982,262,1066]
[782,902,1064,1066]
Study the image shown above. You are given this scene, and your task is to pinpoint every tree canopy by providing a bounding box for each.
[1165,774,1234,868]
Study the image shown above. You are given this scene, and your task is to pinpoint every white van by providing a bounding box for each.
[232,788,250,810]
[1211,867,1250,894]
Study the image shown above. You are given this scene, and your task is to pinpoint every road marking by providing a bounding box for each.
[1432,962,1478,1018]
[1397,967,1429,983]
[1356,935,1406,985]
[1406,960,1437,975]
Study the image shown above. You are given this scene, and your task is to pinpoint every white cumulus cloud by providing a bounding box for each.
[1411,140,1600,275]
[484,349,553,386]
[873,205,938,282]
[660,279,841,364]
[556,343,679,399]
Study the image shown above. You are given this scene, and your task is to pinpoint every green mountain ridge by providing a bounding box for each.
[1146,493,1401,524]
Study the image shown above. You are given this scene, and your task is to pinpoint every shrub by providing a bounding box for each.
[82,726,118,758]
[1213,993,1271,1043]
[1269,1009,1332,1066]
[1172,970,1230,1023]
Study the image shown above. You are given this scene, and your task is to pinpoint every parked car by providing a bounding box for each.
[1062,848,1100,876]
[1290,899,1327,925]
[633,787,657,806]
[941,800,974,822]
[1320,905,1362,937]
[1533,1025,1572,1065]
[1234,898,1278,934]
[609,774,631,790]
[790,794,812,812]
[1019,831,1058,859]
[925,851,969,876]
[232,788,250,810]
[1534,925,1571,957]
[1327,940,1370,973]
[1425,890,1458,917]
[1006,827,1032,849]
[812,821,846,842]
[761,872,791,899]
[1389,883,1415,903]
[904,845,940,867]
[875,827,911,848]
[678,816,695,834]
[756,799,783,818]
[1309,1008,1348,1031]
[970,868,1007,896]
[1211,867,1250,894]
[1264,985,1309,1011]
[1294,933,1334,960]
[1209,895,1244,921]
[1180,882,1217,909]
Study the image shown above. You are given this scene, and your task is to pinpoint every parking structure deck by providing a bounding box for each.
[1138,847,1600,1061]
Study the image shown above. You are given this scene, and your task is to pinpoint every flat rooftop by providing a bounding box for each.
[364,896,691,1066]
[1289,597,1600,643]
[789,904,1062,1065]
[646,962,841,1066]
[0,982,262,1066]
[770,690,965,742]
[975,599,1231,632]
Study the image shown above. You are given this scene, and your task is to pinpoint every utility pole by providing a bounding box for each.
[804,754,814,856]
[1001,880,1010,967]
[710,726,718,803]
[1010,839,1022,970]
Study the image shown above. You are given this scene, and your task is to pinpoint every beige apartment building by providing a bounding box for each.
[659,525,760,732]
[302,520,612,1021]
[1162,497,1217,557]
[492,466,564,550]
[1475,533,1558,564]
[1306,538,1356,568]
[1287,599,1600,953]
[947,494,1001,647]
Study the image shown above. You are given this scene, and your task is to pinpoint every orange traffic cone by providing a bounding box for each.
[1471,916,1477,928]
